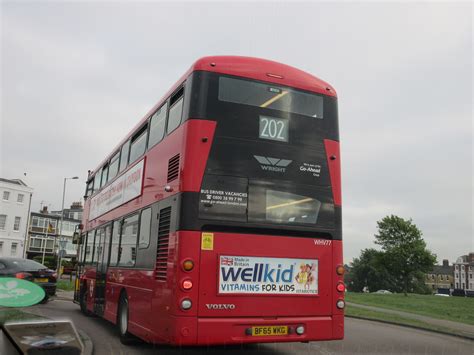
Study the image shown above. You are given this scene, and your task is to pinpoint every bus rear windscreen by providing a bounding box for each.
[218,76,324,118]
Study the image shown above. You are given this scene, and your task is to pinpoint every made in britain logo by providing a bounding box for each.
[253,155,292,173]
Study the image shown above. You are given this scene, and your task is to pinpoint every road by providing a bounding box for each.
[26,299,473,355]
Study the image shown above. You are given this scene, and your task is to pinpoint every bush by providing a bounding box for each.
[32,256,57,269]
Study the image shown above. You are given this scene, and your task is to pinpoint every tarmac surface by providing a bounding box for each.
[23,292,473,355]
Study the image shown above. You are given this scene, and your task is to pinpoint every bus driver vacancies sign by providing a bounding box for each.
[219,256,318,295]
[89,160,144,220]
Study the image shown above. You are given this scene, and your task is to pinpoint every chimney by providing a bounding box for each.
[41,206,48,214]
[468,253,474,263]
[442,259,449,267]
[71,201,83,209]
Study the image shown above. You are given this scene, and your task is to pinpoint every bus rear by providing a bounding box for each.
[175,60,343,344]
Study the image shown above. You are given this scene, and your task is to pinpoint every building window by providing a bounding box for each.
[11,243,17,256]
[455,265,459,270]
[470,274,473,279]
[0,215,6,230]
[455,274,459,278]
[3,191,10,201]
[462,283,465,289]
[0,242,3,253]
[13,217,21,231]
[17,194,24,203]
[431,274,435,280]
[456,282,459,288]
[461,265,465,271]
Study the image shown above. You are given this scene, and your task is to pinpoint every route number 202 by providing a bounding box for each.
[259,116,289,142]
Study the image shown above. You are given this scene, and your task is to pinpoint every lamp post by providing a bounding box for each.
[56,176,79,274]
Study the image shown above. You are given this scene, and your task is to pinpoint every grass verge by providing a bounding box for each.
[346,306,464,336]
[56,279,75,291]
[346,292,474,325]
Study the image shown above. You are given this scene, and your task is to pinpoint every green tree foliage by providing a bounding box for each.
[32,256,57,269]
[346,248,395,292]
[374,215,437,295]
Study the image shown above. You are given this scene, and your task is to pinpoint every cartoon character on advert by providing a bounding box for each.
[296,263,316,290]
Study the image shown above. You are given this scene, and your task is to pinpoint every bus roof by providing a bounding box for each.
[89,56,336,178]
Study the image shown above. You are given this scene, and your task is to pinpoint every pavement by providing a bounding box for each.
[36,289,94,355]
[347,302,474,340]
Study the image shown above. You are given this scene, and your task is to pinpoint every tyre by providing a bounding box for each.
[40,294,49,304]
[117,294,135,345]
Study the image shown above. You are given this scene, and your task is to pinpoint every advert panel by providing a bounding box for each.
[218,255,318,295]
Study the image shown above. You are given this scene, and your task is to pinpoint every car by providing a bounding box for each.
[0,257,57,301]
[374,290,392,294]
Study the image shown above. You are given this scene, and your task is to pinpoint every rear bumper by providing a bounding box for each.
[169,315,344,345]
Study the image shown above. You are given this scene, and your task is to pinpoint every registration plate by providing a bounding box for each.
[34,278,49,283]
[252,326,288,336]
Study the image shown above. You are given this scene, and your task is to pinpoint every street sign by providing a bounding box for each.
[0,278,45,307]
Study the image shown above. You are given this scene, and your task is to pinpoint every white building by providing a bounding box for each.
[0,178,33,257]
[453,253,474,291]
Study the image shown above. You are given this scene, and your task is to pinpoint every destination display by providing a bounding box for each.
[218,255,318,295]
[89,159,144,220]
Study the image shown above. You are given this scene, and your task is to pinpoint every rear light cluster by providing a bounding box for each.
[180,259,194,310]
[336,265,345,310]
[15,272,32,280]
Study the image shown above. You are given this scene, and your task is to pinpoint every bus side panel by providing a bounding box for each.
[105,269,154,335]
[150,231,179,343]
[181,120,217,192]
[82,267,96,313]
[103,278,120,324]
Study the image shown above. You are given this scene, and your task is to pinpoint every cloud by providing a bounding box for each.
[1,1,472,263]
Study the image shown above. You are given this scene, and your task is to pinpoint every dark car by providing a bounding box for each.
[0,257,57,300]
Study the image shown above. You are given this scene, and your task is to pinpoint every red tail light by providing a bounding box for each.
[182,279,193,290]
[15,272,32,280]
[336,282,346,292]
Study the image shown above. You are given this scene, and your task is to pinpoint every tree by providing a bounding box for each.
[347,248,395,292]
[375,215,437,296]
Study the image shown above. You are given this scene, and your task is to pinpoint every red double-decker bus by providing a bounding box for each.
[74,56,344,346]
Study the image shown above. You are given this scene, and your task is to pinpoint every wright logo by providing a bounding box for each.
[253,155,292,173]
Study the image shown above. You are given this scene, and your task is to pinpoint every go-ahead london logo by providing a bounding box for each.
[0,278,46,307]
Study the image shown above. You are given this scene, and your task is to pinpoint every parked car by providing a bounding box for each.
[452,288,466,297]
[0,257,57,301]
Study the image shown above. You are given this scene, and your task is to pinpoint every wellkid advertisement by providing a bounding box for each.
[218,256,318,295]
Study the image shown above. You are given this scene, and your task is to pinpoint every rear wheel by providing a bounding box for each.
[40,294,49,304]
[117,294,135,345]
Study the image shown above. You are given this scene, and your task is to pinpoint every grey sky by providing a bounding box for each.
[1,1,472,263]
